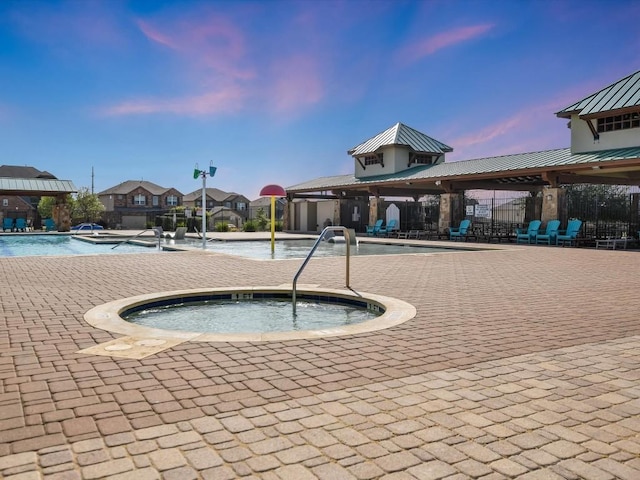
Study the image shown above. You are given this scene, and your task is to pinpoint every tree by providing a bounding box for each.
[37,196,57,219]
[71,187,105,224]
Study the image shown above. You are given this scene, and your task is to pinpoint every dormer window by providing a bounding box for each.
[412,154,433,165]
[363,153,384,166]
[597,111,640,132]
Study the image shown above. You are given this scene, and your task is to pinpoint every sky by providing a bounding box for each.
[0,0,639,201]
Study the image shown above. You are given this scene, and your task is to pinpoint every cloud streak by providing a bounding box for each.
[398,24,495,64]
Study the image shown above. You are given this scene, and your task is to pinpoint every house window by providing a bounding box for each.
[2,199,7,207]
[224,201,231,208]
[597,112,640,133]
[236,202,246,211]
[152,196,159,207]
[363,153,383,166]
[167,195,178,206]
[133,194,146,206]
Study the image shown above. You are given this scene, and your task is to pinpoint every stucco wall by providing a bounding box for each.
[570,113,640,153]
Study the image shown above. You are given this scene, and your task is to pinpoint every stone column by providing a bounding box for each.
[541,187,567,225]
[53,197,71,232]
[438,192,464,233]
[368,196,381,225]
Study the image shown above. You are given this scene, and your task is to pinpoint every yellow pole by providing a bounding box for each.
[270,195,276,254]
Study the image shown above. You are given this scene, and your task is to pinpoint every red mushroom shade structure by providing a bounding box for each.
[259,184,287,254]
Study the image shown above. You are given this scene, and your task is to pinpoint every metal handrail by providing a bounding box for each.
[111,227,163,250]
[292,226,352,315]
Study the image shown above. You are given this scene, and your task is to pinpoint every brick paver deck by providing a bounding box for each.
[1,234,639,479]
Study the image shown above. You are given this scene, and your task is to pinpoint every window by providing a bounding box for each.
[363,153,384,166]
[597,111,640,133]
[166,195,178,206]
[2,199,7,207]
[133,194,146,206]
[224,201,231,208]
[152,196,159,207]
[412,154,433,165]
[236,202,246,211]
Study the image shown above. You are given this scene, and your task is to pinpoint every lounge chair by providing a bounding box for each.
[165,226,187,240]
[366,219,383,237]
[377,219,398,237]
[43,218,56,231]
[3,217,14,232]
[515,220,541,244]
[535,220,561,245]
[556,219,582,246]
[449,219,471,241]
[15,218,27,232]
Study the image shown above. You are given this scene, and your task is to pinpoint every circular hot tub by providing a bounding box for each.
[84,286,416,342]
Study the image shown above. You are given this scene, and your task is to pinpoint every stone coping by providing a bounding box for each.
[83,286,417,343]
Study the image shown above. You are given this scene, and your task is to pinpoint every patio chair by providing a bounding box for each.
[165,226,187,240]
[366,219,383,237]
[43,218,56,231]
[3,217,14,232]
[556,219,582,246]
[515,220,541,244]
[535,220,561,245]
[15,218,27,232]
[377,219,398,237]
[449,219,471,241]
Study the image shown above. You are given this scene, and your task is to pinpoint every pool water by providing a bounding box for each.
[183,238,462,260]
[0,235,159,257]
[125,298,380,334]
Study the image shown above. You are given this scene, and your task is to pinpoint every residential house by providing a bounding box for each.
[183,188,250,220]
[249,196,287,220]
[98,180,183,229]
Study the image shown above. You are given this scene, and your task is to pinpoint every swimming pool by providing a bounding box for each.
[0,234,160,257]
[178,238,472,260]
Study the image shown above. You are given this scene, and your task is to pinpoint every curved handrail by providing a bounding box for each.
[292,226,352,314]
[111,227,163,250]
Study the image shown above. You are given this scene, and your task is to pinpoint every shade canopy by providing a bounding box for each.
[259,184,286,197]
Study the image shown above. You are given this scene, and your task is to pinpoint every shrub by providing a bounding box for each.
[243,220,257,232]
[214,222,229,232]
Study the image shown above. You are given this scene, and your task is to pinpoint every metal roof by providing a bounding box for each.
[0,177,77,194]
[348,122,453,156]
[286,146,640,193]
[556,70,640,118]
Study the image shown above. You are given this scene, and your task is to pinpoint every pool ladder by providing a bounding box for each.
[292,226,353,315]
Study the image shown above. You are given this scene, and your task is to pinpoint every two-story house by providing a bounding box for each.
[98,180,183,229]
[183,188,250,218]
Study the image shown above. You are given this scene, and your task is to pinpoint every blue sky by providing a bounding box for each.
[0,0,638,200]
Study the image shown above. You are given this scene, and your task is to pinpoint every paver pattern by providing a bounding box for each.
[1,234,639,479]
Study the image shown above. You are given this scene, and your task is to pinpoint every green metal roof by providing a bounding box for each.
[348,122,453,156]
[557,70,640,118]
[0,177,76,194]
[286,146,640,192]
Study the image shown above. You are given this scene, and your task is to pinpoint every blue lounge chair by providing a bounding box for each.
[449,219,471,241]
[15,218,27,232]
[556,219,582,246]
[535,220,561,245]
[515,220,541,244]
[43,218,57,231]
[3,217,14,232]
[377,219,398,237]
[366,219,383,237]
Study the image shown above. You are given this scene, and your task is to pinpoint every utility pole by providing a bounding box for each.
[91,167,94,194]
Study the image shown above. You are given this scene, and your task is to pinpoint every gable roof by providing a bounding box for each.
[183,188,247,202]
[0,165,57,179]
[98,180,177,196]
[348,122,453,156]
[556,70,640,119]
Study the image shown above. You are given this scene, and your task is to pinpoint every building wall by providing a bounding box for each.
[354,147,412,178]
[570,113,640,153]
